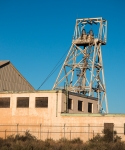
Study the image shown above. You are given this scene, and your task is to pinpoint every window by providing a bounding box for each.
[104,123,114,132]
[35,97,48,108]
[124,123,125,135]
[68,98,73,109]
[88,103,93,113]
[17,97,29,108]
[78,100,83,111]
[0,98,10,108]
[104,123,114,139]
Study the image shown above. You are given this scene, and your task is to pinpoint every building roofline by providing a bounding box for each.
[0,60,34,91]
[0,89,98,102]
[69,91,98,101]
[0,60,10,68]
[61,113,125,117]
[9,62,34,90]
[0,90,64,94]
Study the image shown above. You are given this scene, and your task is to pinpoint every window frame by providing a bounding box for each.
[78,100,84,111]
[17,97,29,108]
[35,97,48,108]
[0,97,10,108]
[88,102,93,113]
[68,98,73,110]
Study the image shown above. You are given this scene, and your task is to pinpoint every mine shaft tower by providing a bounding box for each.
[53,17,108,113]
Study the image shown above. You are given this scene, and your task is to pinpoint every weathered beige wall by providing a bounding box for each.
[60,91,98,113]
[0,90,125,142]
[68,94,98,113]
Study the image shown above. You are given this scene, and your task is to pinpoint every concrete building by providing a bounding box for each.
[0,61,125,141]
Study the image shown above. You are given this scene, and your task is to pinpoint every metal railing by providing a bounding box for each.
[0,123,124,141]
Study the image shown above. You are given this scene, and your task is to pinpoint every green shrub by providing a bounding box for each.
[90,129,121,143]
[0,131,124,150]
[70,137,83,144]
[102,129,121,143]
[7,130,36,142]
[89,133,103,142]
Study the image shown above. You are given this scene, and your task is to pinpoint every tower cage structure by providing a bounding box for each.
[53,17,108,113]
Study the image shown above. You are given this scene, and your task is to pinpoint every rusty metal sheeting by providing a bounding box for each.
[0,61,34,92]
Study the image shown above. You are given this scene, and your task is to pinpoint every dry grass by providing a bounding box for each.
[0,130,125,150]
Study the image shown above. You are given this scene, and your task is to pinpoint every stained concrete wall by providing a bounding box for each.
[0,90,125,141]
[67,92,98,113]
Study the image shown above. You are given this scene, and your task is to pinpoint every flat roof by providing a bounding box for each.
[69,91,98,101]
[0,90,63,94]
[61,113,125,117]
[0,89,97,100]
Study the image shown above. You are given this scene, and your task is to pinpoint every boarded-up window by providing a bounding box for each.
[104,123,114,132]
[88,103,93,113]
[68,98,73,109]
[35,97,48,108]
[78,100,83,111]
[0,97,10,108]
[17,97,29,108]
[104,123,114,140]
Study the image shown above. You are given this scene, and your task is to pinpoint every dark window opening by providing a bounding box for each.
[0,98,10,108]
[104,123,114,132]
[17,97,29,108]
[88,103,93,113]
[68,98,73,109]
[35,97,48,108]
[104,123,114,140]
[124,123,125,135]
[78,100,83,111]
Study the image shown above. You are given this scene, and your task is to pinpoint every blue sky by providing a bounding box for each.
[0,0,125,113]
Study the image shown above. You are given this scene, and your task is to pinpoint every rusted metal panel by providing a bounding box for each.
[0,61,34,92]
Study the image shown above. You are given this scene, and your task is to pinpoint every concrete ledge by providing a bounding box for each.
[61,113,125,117]
[0,90,63,94]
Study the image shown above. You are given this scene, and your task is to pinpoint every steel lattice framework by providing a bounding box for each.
[53,17,108,113]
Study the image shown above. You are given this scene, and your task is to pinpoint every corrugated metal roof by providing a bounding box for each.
[0,60,34,92]
[0,60,10,67]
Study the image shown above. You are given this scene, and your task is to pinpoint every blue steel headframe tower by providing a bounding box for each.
[53,17,108,113]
